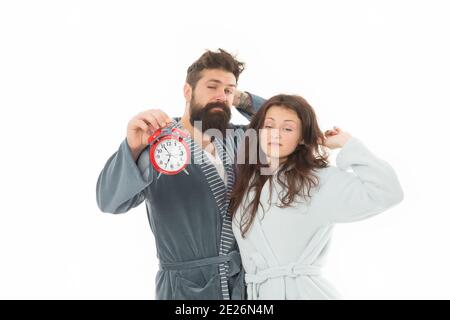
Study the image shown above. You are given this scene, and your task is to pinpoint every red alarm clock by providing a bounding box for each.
[147,125,190,178]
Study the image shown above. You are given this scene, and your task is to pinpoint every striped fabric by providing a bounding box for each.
[212,135,235,300]
[173,122,245,299]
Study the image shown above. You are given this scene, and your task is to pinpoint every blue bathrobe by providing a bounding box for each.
[96,93,265,299]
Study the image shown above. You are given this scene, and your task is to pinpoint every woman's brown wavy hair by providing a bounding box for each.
[229,94,329,237]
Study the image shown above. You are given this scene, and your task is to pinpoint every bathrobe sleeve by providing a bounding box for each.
[234,92,266,122]
[96,138,154,214]
[320,137,404,223]
[96,91,266,215]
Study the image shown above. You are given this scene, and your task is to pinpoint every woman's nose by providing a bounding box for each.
[270,129,281,138]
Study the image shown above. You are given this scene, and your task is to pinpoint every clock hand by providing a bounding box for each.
[164,155,171,169]
[163,145,184,162]
[163,145,174,157]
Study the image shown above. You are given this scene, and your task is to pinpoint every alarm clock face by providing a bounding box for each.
[150,136,189,175]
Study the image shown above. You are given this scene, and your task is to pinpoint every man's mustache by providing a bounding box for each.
[203,102,230,113]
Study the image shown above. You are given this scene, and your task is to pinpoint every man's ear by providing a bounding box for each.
[184,83,192,102]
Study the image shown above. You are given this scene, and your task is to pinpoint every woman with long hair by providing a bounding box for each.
[229,94,403,299]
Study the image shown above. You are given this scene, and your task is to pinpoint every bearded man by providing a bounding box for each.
[96,49,265,299]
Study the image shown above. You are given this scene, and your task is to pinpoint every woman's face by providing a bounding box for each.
[260,105,303,162]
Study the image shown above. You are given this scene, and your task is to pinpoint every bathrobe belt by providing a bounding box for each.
[159,250,242,277]
[245,263,322,299]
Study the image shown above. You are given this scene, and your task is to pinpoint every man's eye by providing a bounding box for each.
[225,89,233,94]
[208,87,216,89]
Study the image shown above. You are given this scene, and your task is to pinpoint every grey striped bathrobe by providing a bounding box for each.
[96,94,265,299]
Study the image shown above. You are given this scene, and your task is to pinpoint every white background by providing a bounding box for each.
[0,0,449,299]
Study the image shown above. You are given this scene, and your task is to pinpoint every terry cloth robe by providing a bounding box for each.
[96,93,265,300]
[232,137,404,300]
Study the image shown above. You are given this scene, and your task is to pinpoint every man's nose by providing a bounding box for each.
[214,91,227,102]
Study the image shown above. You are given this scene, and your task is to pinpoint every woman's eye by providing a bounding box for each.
[283,128,293,132]
[264,125,272,128]
[208,87,216,89]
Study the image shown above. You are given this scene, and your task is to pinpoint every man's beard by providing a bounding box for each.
[189,96,231,135]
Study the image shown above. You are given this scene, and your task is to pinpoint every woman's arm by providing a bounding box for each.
[319,131,404,223]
